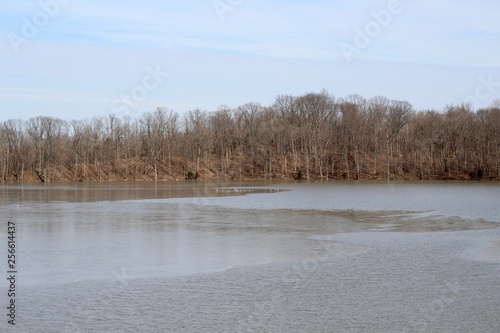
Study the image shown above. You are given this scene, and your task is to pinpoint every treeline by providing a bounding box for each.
[1,91,500,183]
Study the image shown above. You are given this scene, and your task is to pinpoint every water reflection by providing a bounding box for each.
[0,181,287,205]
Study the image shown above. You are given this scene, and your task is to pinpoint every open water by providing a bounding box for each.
[0,181,499,332]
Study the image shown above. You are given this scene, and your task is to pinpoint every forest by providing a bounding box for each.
[1,91,500,183]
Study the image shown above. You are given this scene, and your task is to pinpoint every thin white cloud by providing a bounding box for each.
[1,0,499,121]
[0,88,110,104]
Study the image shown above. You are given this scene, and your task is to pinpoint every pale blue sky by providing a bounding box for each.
[1,0,499,121]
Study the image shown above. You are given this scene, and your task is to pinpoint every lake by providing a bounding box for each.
[1,181,499,332]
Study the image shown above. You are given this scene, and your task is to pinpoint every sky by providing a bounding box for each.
[0,0,499,121]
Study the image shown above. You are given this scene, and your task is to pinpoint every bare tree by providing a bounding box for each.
[338,95,366,179]
[387,100,413,178]
[210,106,235,178]
[139,107,177,181]
[184,109,209,179]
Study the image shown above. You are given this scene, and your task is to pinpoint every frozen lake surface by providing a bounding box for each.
[1,181,499,332]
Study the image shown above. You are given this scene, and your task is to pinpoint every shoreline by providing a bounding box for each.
[1,177,499,186]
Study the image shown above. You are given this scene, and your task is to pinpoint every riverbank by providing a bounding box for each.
[1,153,498,184]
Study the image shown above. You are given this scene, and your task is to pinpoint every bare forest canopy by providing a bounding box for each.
[1,92,500,183]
